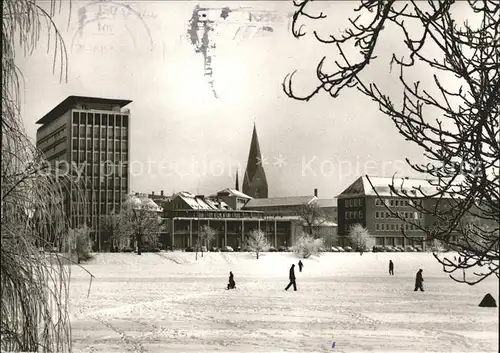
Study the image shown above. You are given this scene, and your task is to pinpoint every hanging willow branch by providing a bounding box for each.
[1,1,92,351]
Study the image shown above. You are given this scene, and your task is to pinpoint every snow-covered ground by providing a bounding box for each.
[69,252,499,353]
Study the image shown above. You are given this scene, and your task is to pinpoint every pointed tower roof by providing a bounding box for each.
[235,170,240,191]
[244,123,264,181]
[243,123,268,198]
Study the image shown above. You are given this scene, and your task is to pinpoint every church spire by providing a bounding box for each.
[235,170,239,191]
[243,122,268,198]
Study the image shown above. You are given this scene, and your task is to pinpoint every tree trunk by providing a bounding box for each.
[257,251,259,260]
[136,234,142,255]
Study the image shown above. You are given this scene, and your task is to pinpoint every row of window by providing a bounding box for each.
[174,225,285,233]
[345,211,364,220]
[177,211,261,219]
[374,198,423,207]
[70,179,128,191]
[71,210,119,226]
[73,112,129,127]
[71,216,92,228]
[345,198,364,208]
[375,211,422,219]
[72,203,123,215]
[72,151,128,163]
[71,186,127,200]
[72,124,128,139]
[375,223,420,231]
[72,138,128,151]
[374,237,416,246]
[79,164,128,177]
[81,190,126,201]
[88,178,128,189]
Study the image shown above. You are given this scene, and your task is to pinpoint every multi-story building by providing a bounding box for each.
[157,188,339,250]
[337,175,453,249]
[161,191,298,249]
[36,95,131,248]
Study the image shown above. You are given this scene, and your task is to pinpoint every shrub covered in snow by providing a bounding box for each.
[62,226,94,263]
[292,233,324,259]
[348,224,373,252]
[246,230,270,259]
[430,239,445,253]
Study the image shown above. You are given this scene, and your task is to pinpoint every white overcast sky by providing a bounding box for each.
[18,1,473,198]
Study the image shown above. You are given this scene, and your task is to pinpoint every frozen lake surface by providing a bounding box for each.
[70,252,499,352]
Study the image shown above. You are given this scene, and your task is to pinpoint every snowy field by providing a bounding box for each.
[69,252,499,353]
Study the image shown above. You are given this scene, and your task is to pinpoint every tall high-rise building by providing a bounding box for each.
[243,123,268,198]
[36,96,131,246]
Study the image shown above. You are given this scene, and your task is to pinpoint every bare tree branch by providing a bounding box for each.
[285,0,499,284]
[297,200,326,236]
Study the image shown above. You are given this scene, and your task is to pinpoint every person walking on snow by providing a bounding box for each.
[414,269,424,291]
[285,264,297,291]
[389,260,394,275]
[298,260,304,272]
[227,271,236,290]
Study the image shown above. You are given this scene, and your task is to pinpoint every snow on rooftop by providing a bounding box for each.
[316,198,338,208]
[126,194,163,212]
[339,175,457,198]
[244,196,316,208]
[218,188,253,199]
[175,192,232,210]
